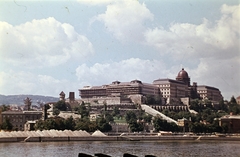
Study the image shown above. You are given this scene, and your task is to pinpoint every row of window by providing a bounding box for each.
[159,84,170,87]
[162,92,170,95]
[198,90,207,93]
[12,119,23,122]
[160,88,170,92]
[3,115,23,118]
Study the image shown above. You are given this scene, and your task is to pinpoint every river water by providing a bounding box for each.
[0,141,239,157]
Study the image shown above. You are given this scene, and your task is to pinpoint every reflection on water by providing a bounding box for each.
[0,141,239,157]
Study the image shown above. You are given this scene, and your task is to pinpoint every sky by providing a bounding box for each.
[0,0,239,100]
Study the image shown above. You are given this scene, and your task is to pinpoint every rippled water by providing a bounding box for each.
[0,140,239,157]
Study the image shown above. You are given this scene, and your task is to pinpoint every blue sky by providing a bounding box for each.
[0,0,239,100]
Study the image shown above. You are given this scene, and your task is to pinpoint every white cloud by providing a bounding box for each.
[94,0,153,42]
[189,57,240,100]
[0,70,79,97]
[76,58,168,86]
[144,4,240,60]
[0,17,94,67]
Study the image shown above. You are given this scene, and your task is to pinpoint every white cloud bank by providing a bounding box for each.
[0,17,94,67]
[76,58,171,86]
[94,0,153,42]
[144,4,240,60]
[0,70,79,97]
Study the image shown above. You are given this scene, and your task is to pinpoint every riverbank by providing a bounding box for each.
[1,135,240,142]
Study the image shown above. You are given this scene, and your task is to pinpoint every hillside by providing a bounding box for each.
[0,94,59,106]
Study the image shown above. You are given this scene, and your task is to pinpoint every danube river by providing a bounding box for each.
[0,141,239,157]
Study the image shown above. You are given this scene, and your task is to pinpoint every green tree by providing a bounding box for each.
[34,119,46,131]
[0,104,10,112]
[44,118,58,130]
[78,102,89,118]
[143,114,152,123]
[128,121,144,132]
[64,116,76,130]
[153,116,179,132]
[53,108,60,116]
[24,97,32,111]
[75,117,97,132]
[218,99,228,112]
[1,118,13,131]
[230,96,237,104]
[54,100,67,111]
[105,113,114,123]
[112,107,120,117]
[145,95,155,104]
[96,116,112,132]
[125,111,137,123]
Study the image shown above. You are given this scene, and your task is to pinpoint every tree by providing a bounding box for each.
[34,119,46,131]
[0,104,10,112]
[1,118,13,131]
[75,117,97,132]
[143,114,152,123]
[54,101,67,111]
[128,121,144,132]
[78,102,89,118]
[145,95,155,105]
[125,111,137,123]
[24,97,32,111]
[218,99,228,111]
[53,108,60,116]
[153,116,179,132]
[105,113,114,123]
[112,107,120,117]
[96,116,112,132]
[64,116,76,130]
[230,96,237,104]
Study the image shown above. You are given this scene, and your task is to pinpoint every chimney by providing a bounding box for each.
[69,92,75,102]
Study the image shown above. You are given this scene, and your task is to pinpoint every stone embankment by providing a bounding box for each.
[0,130,240,142]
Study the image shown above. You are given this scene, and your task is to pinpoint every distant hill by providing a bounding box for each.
[0,94,59,106]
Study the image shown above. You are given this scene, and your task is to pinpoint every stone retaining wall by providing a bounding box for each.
[1,135,240,143]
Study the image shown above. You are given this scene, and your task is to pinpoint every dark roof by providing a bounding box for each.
[176,68,189,79]
[197,85,220,91]
[153,78,186,85]
[1,111,42,115]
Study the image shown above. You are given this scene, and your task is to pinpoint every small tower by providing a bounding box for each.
[69,92,75,102]
[59,91,65,101]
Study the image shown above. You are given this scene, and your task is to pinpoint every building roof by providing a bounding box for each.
[1,111,42,115]
[176,68,189,79]
[153,78,186,85]
[197,85,220,91]
[80,79,158,90]
[59,91,65,96]
[220,115,240,119]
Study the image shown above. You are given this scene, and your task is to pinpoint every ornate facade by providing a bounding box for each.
[79,68,223,105]
[197,85,223,102]
[79,80,160,99]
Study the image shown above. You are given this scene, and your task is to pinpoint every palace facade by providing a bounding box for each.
[79,68,223,105]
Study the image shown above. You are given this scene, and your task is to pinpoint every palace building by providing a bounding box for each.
[79,79,160,104]
[197,85,223,102]
[79,68,223,105]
